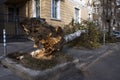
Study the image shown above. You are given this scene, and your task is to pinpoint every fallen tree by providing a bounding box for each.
[20,18,86,58]
[20,18,64,58]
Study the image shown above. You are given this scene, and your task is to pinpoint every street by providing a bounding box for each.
[0,42,120,80]
[83,43,120,80]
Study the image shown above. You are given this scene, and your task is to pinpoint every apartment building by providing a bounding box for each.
[115,0,120,30]
[0,0,91,36]
[92,0,120,32]
[92,0,102,30]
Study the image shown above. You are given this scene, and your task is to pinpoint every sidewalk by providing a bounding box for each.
[0,41,34,80]
[0,41,119,80]
[0,41,35,57]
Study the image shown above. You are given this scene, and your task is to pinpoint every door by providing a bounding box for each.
[8,7,20,35]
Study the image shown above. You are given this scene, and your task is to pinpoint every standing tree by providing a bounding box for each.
[100,0,116,37]
[93,0,117,43]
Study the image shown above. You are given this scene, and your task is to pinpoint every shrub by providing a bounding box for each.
[99,32,117,43]
[63,19,88,35]
[67,21,100,49]
[86,22,100,48]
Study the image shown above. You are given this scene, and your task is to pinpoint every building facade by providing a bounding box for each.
[115,0,120,30]
[0,0,91,36]
[92,0,120,32]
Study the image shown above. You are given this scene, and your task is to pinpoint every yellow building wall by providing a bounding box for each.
[80,0,90,21]
[81,7,89,20]
[40,0,75,27]
[38,0,81,27]
[26,0,91,27]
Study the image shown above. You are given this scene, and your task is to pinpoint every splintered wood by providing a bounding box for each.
[20,18,64,59]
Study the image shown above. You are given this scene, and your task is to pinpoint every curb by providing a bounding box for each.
[1,57,78,80]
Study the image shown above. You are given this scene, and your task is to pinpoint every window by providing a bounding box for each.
[94,5,99,14]
[74,8,80,23]
[8,7,14,22]
[36,0,40,17]
[32,0,40,18]
[8,7,19,22]
[51,0,60,19]
[94,19,99,26]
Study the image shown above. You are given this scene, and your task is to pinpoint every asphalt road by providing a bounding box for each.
[0,42,120,80]
[83,46,120,80]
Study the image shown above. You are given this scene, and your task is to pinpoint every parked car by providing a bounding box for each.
[112,30,120,38]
